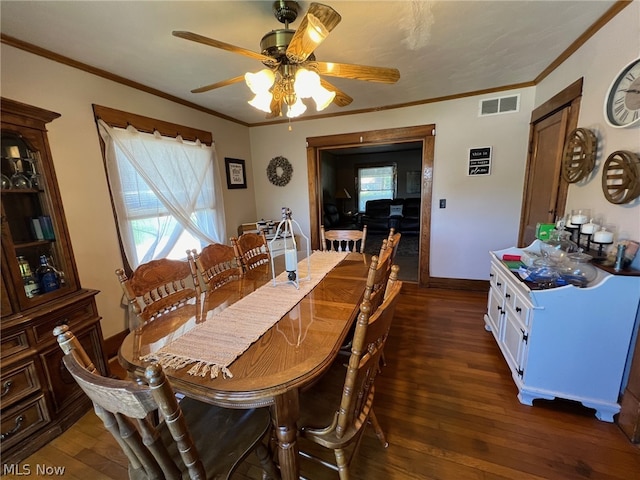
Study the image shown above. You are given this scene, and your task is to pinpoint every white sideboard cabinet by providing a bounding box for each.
[484,240,640,422]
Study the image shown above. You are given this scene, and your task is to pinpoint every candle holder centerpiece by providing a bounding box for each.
[270,207,310,289]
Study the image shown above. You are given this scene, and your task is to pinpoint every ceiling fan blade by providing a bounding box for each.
[191,75,246,94]
[316,61,400,84]
[173,31,278,66]
[286,3,341,64]
[320,79,353,107]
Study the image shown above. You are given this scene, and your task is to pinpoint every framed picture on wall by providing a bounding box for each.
[225,157,247,189]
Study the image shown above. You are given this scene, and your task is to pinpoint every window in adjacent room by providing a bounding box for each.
[94,105,226,272]
[357,165,396,211]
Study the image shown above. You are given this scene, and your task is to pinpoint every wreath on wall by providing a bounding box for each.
[267,156,293,187]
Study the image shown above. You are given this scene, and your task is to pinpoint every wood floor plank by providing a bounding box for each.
[11,285,639,480]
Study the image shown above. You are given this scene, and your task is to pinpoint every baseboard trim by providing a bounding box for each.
[104,329,129,359]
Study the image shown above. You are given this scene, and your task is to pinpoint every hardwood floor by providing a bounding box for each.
[7,284,639,479]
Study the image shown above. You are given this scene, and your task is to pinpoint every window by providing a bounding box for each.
[95,106,226,271]
[357,165,396,211]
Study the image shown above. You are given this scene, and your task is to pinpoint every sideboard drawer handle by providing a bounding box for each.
[496,282,502,287]
[1,380,13,397]
[1,415,24,441]
[516,307,522,313]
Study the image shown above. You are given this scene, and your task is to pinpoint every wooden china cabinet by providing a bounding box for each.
[0,98,107,463]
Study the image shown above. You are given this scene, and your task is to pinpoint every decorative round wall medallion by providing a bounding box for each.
[561,128,597,183]
[267,156,293,186]
[601,150,640,204]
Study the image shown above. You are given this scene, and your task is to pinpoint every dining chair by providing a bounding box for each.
[380,228,402,263]
[320,225,368,253]
[116,258,198,326]
[188,243,243,294]
[296,272,403,479]
[53,324,278,480]
[231,231,271,272]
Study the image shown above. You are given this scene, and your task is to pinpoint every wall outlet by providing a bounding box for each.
[439,199,446,208]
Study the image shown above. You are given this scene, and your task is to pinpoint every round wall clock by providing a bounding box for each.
[601,150,640,204]
[267,156,293,186]
[604,58,640,128]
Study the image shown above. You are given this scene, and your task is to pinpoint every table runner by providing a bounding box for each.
[142,251,348,379]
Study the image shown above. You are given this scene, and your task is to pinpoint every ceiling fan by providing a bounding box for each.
[173,1,400,119]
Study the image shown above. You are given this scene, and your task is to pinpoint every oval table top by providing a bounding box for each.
[118,252,371,408]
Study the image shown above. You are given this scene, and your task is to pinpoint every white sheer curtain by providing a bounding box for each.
[98,120,226,268]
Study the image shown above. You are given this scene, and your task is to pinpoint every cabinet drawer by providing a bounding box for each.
[40,326,105,413]
[504,282,532,326]
[489,263,507,295]
[0,360,40,409]
[0,394,50,451]
[486,289,503,337]
[1,331,30,360]
[31,298,98,345]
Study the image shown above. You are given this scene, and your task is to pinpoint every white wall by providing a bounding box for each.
[248,88,535,280]
[1,45,258,338]
[535,1,640,255]
[2,3,637,338]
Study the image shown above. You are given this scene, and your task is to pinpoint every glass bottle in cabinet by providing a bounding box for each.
[1,98,79,314]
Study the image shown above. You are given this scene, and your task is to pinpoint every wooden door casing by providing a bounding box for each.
[518,79,582,247]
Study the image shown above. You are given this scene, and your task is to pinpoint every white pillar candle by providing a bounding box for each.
[593,230,613,243]
[581,222,598,234]
[285,250,298,271]
[571,214,588,225]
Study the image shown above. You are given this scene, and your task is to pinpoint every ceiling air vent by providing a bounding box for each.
[479,94,520,117]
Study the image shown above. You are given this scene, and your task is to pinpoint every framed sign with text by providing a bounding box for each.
[225,157,247,189]
[468,146,492,176]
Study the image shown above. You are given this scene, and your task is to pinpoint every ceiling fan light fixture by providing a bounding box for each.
[248,91,274,113]
[293,68,319,98]
[286,97,307,118]
[312,86,336,111]
[245,69,275,94]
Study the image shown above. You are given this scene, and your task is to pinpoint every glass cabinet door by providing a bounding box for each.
[1,125,79,313]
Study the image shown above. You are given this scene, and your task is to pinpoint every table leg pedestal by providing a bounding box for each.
[272,390,300,480]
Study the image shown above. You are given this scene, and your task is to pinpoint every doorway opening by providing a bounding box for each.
[306,125,435,286]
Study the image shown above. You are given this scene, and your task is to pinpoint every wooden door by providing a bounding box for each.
[518,79,582,247]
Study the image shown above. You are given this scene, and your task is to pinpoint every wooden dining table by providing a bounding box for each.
[118,251,371,480]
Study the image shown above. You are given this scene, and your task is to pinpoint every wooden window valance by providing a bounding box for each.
[92,104,213,145]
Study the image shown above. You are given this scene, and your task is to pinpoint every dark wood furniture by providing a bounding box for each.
[55,324,276,480]
[188,243,243,293]
[115,258,198,326]
[118,253,371,480]
[0,98,107,463]
[231,231,271,271]
[320,225,368,253]
[298,268,402,479]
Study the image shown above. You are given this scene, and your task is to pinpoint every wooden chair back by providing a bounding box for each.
[380,228,402,263]
[54,324,276,480]
[188,243,243,293]
[364,247,395,314]
[231,232,271,271]
[299,273,402,477]
[54,324,206,479]
[320,225,368,253]
[116,258,197,324]
[336,274,402,438]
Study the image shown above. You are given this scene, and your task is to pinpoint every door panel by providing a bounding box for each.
[518,80,582,247]
[520,109,568,246]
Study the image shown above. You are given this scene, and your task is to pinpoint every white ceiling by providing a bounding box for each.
[0,1,618,126]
